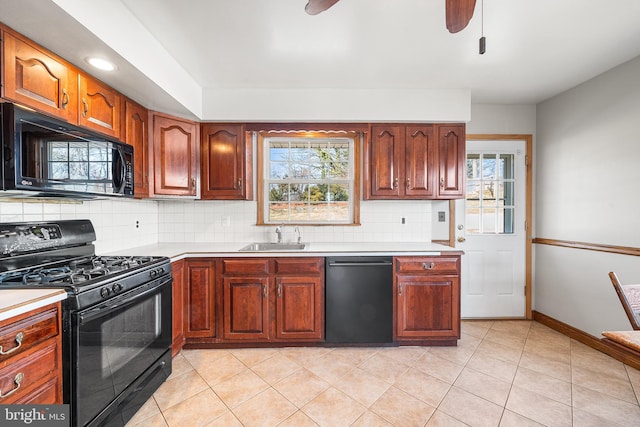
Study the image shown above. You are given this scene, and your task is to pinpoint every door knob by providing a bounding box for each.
[457,236,466,243]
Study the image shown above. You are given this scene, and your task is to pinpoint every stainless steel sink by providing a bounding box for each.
[238,242,306,251]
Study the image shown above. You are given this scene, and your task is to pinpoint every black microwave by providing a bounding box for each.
[1,103,134,198]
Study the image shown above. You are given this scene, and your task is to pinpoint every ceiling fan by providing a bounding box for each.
[305,0,477,33]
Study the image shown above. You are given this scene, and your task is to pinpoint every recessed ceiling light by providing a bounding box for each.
[86,57,117,71]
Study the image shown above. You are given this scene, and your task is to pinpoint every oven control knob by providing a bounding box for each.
[112,283,123,293]
[150,269,158,278]
[100,287,110,298]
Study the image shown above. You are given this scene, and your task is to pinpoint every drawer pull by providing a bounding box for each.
[0,332,24,355]
[0,372,24,399]
[423,262,436,270]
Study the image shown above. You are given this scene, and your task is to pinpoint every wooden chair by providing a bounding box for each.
[609,271,640,330]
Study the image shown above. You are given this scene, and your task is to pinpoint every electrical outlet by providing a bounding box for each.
[401,217,406,224]
[438,211,446,222]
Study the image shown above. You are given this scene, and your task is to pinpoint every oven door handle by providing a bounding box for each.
[78,277,171,325]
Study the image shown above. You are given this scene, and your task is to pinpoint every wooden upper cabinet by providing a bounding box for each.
[152,113,199,196]
[78,74,121,138]
[123,99,150,197]
[2,30,78,123]
[436,124,465,198]
[405,125,437,198]
[366,123,464,200]
[368,125,404,198]
[367,124,436,199]
[200,124,252,200]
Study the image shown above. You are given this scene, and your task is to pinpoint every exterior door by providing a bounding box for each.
[455,139,527,317]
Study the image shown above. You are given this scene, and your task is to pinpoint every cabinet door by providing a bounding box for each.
[201,124,251,200]
[405,125,436,198]
[436,124,465,199]
[123,99,149,198]
[396,275,460,339]
[78,74,121,138]
[171,260,185,355]
[223,276,270,340]
[184,260,215,338]
[368,125,404,198]
[275,276,323,340]
[2,31,78,123]
[152,114,199,196]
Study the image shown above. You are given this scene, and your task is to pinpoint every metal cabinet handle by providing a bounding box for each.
[263,284,268,299]
[0,372,24,399]
[277,283,282,298]
[440,177,445,189]
[393,177,399,189]
[61,89,69,109]
[82,98,89,118]
[422,262,436,270]
[0,332,24,355]
[235,178,242,189]
[398,284,402,295]
[406,178,411,189]
[191,178,196,190]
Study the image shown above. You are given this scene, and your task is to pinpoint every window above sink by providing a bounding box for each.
[257,130,361,226]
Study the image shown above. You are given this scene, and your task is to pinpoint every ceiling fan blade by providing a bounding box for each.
[446,0,477,33]
[305,0,340,15]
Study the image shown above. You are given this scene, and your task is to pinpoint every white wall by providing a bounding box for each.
[0,198,158,254]
[535,56,640,337]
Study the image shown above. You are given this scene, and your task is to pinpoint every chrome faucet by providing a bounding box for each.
[294,226,301,244]
[275,224,284,243]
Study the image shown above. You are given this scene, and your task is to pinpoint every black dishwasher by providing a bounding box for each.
[325,256,393,343]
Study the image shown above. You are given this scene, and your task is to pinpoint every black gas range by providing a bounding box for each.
[0,220,172,427]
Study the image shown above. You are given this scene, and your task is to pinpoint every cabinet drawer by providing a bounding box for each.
[274,258,323,275]
[0,307,59,362]
[0,340,59,404]
[222,259,270,275]
[395,256,460,275]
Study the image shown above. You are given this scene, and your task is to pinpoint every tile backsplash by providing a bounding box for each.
[0,198,434,252]
[0,198,158,254]
[157,200,433,244]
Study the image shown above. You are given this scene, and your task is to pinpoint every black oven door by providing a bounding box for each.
[72,276,172,427]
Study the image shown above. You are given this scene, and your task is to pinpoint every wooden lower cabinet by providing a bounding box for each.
[275,275,323,340]
[218,257,324,343]
[171,260,185,356]
[394,255,461,344]
[0,302,63,404]
[184,259,216,339]
[223,276,270,340]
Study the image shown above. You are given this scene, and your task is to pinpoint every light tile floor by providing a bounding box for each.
[126,320,640,426]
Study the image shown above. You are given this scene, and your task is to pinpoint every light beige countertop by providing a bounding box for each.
[105,242,463,262]
[0,289,67,322]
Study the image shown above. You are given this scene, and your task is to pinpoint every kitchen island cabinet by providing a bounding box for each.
[394,255,461,344]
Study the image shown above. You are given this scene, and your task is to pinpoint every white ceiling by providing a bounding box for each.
[1,0,640,120]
